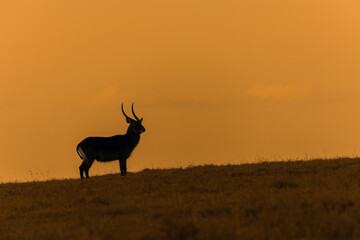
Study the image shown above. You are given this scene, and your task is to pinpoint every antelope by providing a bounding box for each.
[76,103,145,179]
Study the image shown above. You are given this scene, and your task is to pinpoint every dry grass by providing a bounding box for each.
[1,158,360,239]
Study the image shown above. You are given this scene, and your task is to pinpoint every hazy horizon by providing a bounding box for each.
[1,0,360,182]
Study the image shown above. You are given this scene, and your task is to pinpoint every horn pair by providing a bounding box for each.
[122,103,140,121]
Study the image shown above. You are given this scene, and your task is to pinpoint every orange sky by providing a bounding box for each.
[1,0,360,181]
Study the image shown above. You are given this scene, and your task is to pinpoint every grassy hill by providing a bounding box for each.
[1,158,360,239]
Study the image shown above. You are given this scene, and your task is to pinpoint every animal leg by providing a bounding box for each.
[84,158,94,178]
[79,162,86,179]
[119,159,127,176]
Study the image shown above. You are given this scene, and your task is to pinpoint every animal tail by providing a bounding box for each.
[76,144,85,160]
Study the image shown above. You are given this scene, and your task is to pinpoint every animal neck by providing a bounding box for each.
[125,125,140,147]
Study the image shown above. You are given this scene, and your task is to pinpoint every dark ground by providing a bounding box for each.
[1,158,360,239]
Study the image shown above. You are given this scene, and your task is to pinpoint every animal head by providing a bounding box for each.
[122,103,146,134]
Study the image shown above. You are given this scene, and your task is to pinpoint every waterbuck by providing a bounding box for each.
[76,103,145,179]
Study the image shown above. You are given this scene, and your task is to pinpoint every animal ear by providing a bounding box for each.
[126,118,131,123]
[139,118,143,123]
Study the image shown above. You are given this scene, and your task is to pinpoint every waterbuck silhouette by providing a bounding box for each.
[76,103,145,179]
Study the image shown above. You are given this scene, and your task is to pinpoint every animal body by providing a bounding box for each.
[76,103,145,179]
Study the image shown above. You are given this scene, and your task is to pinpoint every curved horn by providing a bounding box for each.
[132,103,140,121]
[121,103,132,119]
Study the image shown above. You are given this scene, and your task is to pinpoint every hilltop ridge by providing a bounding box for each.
[1,158,360,239]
